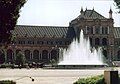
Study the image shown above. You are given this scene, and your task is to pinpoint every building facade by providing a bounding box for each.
[69,8,115,63]
[0,8,120,64]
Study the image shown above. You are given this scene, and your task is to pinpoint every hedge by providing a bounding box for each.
[0,80,16,84]
[74,75,105,84]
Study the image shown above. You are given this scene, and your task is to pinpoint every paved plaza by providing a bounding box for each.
[0,68,119,84]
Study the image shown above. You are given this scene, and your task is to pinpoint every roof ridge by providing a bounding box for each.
[93,10,106,19]
[13,25,75,39]
[16,25,68,28]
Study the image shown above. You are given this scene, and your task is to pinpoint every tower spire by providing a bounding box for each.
[93,7,94,10]
[80,7,83,14]
[85,7,87,11]
[109,6,113,19]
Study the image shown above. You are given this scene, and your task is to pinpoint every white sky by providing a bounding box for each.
[17,0,120,27]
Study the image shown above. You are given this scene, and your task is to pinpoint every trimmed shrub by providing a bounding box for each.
[74,75,105,84]
[0,64,15,68]
[0,80,16,84]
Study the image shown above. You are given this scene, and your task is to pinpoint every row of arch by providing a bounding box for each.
[0,49,59,64]
[103,50,120,60]
[90,38,107,46]
[24,49,58,61]
[1,49,120,64]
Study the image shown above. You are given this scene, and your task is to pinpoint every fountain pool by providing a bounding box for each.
[58,30,106,68]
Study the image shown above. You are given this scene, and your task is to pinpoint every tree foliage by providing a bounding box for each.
[16,51,26,66]
[0,0,26,44]
[114,0,120,13]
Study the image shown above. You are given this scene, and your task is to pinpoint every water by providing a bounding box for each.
[58,30,104,65]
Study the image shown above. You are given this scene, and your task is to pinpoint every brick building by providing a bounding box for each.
[0,8,120,64]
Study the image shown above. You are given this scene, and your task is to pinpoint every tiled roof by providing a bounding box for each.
[114,27,120,38]
[78,9,107,19]
[11,25,75,39]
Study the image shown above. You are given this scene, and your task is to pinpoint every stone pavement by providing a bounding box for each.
[0,68,112,84]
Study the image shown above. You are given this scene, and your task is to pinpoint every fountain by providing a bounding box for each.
[58,30,106,68]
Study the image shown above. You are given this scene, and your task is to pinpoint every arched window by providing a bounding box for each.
[42,50,48,60]
[105,27,108,34]
[103,50,107,59]
[33,50,39,60]
[89,38,92,46]
[25,50,30,60]
[7,49,13,63]
[95,27,100,34]
[117,50,120,60]
[16,49,21,56]
[51,50,58,61]
[86,26,90,34]
[102,27,108,34]
[95,38,100,45]
[90,27,93,34]
[102,27,104,34]
[102,38,107,46]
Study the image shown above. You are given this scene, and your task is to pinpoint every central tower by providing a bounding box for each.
[69,8,114,63]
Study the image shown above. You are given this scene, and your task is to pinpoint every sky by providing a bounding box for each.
[17,0,120,27]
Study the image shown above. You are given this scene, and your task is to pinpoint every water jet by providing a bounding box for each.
[57,30,106,68]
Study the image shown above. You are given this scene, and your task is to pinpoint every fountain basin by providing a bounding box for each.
[58,30,106,68]
[56,64,107,69]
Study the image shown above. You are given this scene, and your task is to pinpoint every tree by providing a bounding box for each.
[0,0,26,44]
[16,51,26,67]
[50,59,57,67]
[114,0,120,13]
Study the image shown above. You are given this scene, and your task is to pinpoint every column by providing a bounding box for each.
[49,53,51,60]
[48,51,51,60]
[108,26,110,34]
[100,26,102,34]
[85,26,87,34]
[39,53,40,60]
[92,38,95,46]
[39,51,42,60]
[93,26,95,34]
[13,50,16,61]
[56,49,59,62]
[30,51,33,60]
